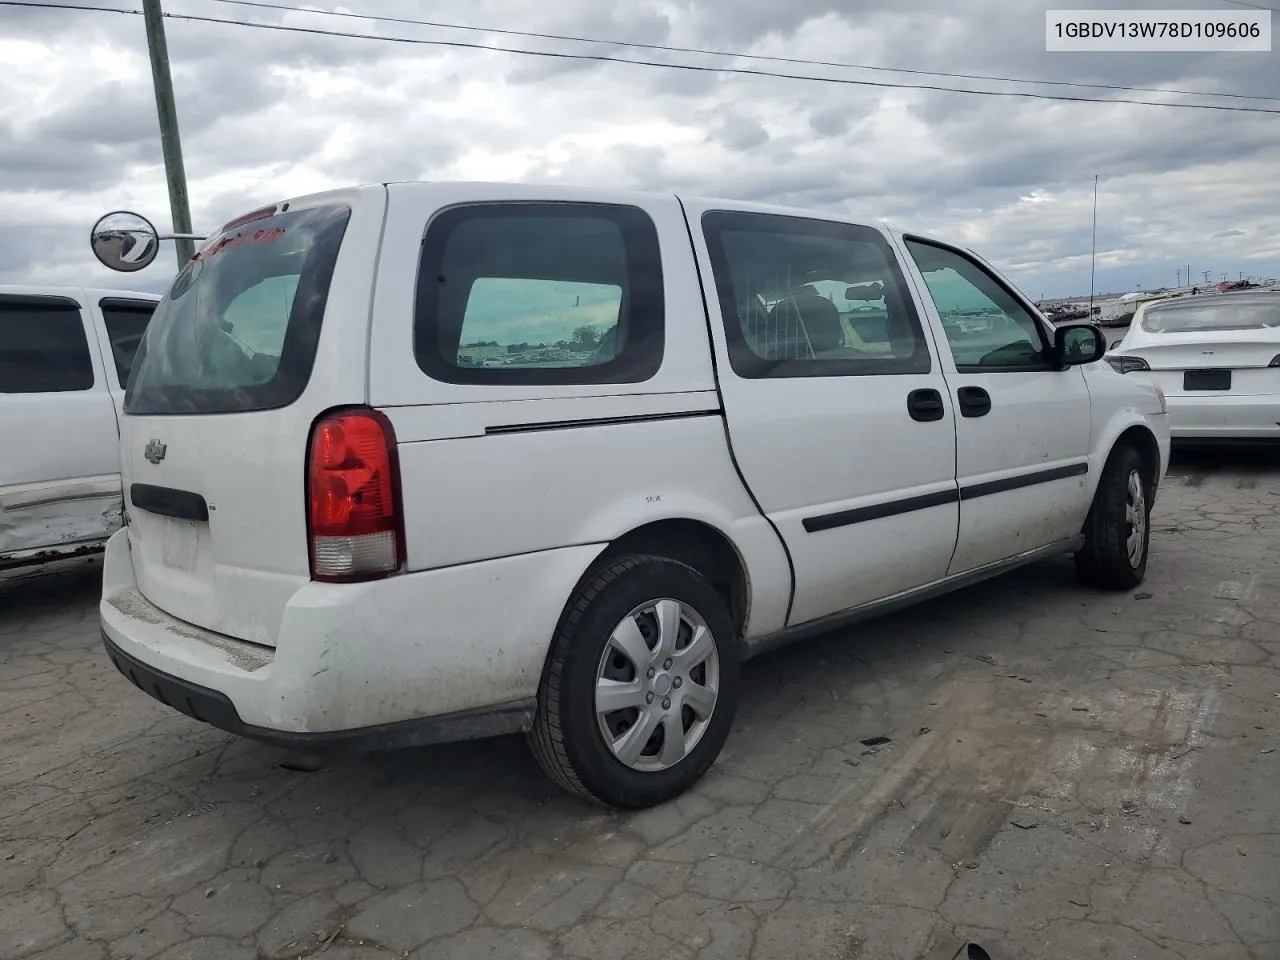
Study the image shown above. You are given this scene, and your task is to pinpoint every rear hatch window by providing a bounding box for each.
[1140,297,1280,334]
[125,204,351,415]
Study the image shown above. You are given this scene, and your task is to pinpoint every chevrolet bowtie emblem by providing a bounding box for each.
[144,439,167,464]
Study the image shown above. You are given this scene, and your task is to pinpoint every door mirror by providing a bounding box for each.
[91,211,160,273]
[1055,324,1105,366]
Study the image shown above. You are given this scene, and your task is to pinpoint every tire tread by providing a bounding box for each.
[529,554,707,805]
[1075,444,1149,590]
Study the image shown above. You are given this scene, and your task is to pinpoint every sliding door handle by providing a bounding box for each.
[907,388,945,422]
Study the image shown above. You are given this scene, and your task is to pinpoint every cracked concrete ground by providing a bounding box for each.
[2,446,1278,960]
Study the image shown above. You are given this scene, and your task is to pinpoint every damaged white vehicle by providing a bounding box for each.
[0,286,159,570]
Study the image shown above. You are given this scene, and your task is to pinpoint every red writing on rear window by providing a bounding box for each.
[192,226,286,262]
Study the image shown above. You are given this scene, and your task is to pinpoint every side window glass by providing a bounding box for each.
[702,211,931,378]
[905,240,1051,370]
[99,298,156,386]
[0,297,95,394]
[415,203,664,385]
[457,278,622,369]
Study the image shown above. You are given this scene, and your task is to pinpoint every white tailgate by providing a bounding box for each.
[117,186,385,645]
[121,412,314,646]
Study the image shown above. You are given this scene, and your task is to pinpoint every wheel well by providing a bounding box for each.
[1114,425,1160,489]
[596,520,750,634]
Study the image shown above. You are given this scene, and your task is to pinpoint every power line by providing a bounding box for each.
[210,0,1280,105]
[1217,0,1280,12]
[152,12,1280,115]
[6,0,1280,115]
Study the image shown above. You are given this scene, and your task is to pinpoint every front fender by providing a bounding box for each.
[1088,408,1171,503]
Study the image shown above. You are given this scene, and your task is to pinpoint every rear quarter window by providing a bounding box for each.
[1140,297,1280,334]
[0,295,95,394]
[413,202,665,385]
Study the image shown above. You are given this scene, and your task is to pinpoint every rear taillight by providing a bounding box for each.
[1105,355,1150,374]
[307,408,404,582]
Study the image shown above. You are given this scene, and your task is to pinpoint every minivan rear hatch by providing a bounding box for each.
[119,187,384,646]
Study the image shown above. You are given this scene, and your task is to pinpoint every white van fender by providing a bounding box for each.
[1086,405,1169,504]
[564,487,794,640]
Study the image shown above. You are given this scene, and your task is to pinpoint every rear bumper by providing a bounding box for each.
[101,629,534,752]
[1164,394,1280,439]
[99,527,601,745]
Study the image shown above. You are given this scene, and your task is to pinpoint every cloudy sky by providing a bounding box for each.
[2,0,1277,300]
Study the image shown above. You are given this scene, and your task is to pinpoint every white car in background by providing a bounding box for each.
[1,285,160,570]
[1107,290,1280,440]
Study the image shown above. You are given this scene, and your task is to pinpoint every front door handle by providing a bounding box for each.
[907,388,945,422]
[957,386,992,417]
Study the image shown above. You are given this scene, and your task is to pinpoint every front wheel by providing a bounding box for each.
[528,554,740,808]
[1075,444,1151,590]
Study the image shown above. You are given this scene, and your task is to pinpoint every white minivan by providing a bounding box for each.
[99,183,1170,808]
[1,285,159,571]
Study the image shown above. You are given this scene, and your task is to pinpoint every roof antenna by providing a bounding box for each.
[1089,173,1098,321]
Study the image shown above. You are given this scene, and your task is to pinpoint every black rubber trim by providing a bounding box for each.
[801,461,1091,532]
[803,488,959,533]
[98,297,158,314]
[0,293,81,309]
[485,408,719,436]
[101,630,535,752]
[130,483,209,522]
[960,461,1089,501]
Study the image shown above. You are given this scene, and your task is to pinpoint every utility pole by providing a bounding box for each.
[1088,174,1098,321]
[142,0,194,268]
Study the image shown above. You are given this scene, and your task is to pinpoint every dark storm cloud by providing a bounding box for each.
[710,112,770,151]
[808,106,849,137]
[0,138,145,193]
[897,93,1277,196]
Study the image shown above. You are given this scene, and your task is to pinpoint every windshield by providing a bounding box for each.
[1139,296,1280,334]
[124,204,350,415]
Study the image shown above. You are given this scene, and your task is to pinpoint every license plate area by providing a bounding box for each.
[159,517,200,572]
[1183,368,1231,391]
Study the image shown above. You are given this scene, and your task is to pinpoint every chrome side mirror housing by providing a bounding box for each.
[91,211,162,273]
[90,210,206,272]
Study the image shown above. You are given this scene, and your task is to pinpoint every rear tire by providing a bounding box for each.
[528,554,740,809]
[1074,444,1151,590]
